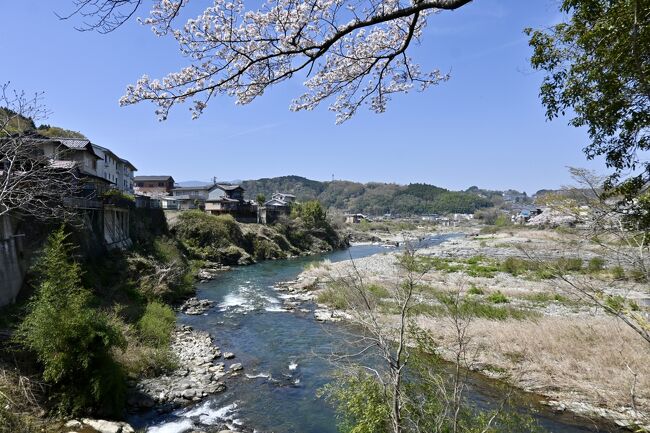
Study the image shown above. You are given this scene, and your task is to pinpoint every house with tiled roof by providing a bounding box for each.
[205,184,256,222]
[134,175,175,197]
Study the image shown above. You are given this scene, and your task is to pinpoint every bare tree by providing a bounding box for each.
[0,84,80,221]
[60,0,474,123]
[321,248,521,433]
[531,167,650,345]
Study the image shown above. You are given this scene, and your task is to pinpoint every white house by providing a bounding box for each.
[91,143,137,193]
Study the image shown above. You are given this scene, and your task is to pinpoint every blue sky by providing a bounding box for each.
[0,1,604,194]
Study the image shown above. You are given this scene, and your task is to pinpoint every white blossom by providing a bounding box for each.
[116,0,472,122]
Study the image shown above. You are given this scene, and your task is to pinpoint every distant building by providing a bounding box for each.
[205,184,256,222]
[258,192,296,224]
[134,175,175,197]
[345,213,369,224]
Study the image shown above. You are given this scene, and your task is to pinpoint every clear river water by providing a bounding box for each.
[130,234,620,433]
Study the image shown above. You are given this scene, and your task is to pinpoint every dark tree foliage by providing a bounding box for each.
[526,0,650,194]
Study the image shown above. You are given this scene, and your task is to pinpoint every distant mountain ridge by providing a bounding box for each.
[239,175,496,215]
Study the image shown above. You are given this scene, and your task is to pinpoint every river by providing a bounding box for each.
[131,234,619,433]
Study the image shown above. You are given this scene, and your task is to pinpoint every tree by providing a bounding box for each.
[256,193,266,207]
[62,0,474,123]
[533,168,650,346]
[0,84,80,221]
[291,200,327,227]
[526,0,650,196]
[16,227,126,416]
[320,249,536,433]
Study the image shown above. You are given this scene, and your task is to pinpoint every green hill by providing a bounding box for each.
[242,176,493,215]
[0,107,86,138]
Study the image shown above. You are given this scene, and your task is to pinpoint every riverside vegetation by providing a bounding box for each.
[296,223,650,430]
[0,200,346,431]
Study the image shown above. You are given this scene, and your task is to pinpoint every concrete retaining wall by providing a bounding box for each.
[0,215,26,306]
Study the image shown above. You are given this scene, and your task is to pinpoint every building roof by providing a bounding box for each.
[206,197,240,203]
[92,144,138,171]
[120,158,137,171]
[216,183,244,191]
[135,175,175,182]
[172,184,218,192]
[264,198,291,207]
[56,138,91,149]
[33,136,102,160]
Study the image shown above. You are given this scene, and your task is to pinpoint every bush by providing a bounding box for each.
[138,301,176,348]
[467,286,484,295]
[319,371,390,433]
[291,200,327,228]
[486,291,509,304]
[587,257,605,272]
[16,228,126,416]
[173,211,246,259]
[316,287,348,310]
[555,257,583,272]
[501,257,536,275]
[611,265,626,280]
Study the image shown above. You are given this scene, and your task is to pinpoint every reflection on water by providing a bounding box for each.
[131,235,619,433]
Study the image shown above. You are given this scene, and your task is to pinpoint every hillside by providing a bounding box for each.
[242,176,494,215]
[0,107,86,138]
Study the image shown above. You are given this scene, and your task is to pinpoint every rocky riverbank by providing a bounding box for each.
[284,228,650,431]
[128,325,243,412]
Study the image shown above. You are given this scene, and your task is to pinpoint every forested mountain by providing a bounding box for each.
[242,176,494,215]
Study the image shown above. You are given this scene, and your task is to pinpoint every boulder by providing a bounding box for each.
[80,419,134,433]
[229,363,243,371]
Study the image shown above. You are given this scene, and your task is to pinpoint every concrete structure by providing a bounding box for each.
[345,213,369,224]
[134,175,175,197]
[103,205,131,249]
[0,215,26,306]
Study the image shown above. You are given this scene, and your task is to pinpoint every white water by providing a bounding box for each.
[146,402,239,432]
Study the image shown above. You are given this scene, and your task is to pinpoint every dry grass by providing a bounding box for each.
[0,367,45,433]
[417,314,650,414]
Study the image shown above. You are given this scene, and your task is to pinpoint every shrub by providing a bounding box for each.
[173,211,246,259]
[555,257,583,272]
[501,257,535,275]
[611,265,626,280]
[138,301,176,348]
[486,291,509,304]
[587,257,605,272]
[319,371,390,433]
[291,200,327,228]
[366,284,390,299]
[16,228,126,416]
[467,286,484,295]
[523,292,570,304]
[317,287,348,310]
